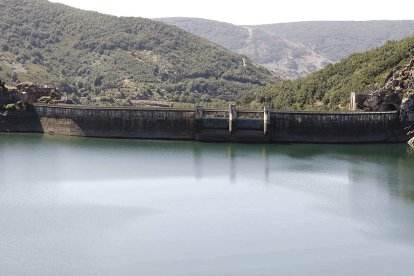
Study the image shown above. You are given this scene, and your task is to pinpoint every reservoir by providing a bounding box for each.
[1,134,414,275]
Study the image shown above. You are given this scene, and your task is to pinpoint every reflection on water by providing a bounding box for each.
[1,133,414,275]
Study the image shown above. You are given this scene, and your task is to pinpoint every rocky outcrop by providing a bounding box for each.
[1,81,71,109]
[408,137,414,150]
[0,80,7,92]
[15,82,65,104]
[352,59,414,141]
[0,79,19,106]
[361,59,414,113]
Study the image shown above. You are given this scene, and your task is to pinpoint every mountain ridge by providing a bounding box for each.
[157,18,414,78]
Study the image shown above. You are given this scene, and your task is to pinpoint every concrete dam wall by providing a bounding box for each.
[34,105,196,140]
[270,111,402,143]
[0,104,408,143]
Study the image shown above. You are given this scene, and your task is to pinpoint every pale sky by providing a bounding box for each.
[49,0,414,25]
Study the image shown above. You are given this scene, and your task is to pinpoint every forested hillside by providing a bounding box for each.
[238,36,414,110]
[0,0,276,106]
[158,18,414,79]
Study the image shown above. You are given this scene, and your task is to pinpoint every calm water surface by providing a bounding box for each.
[1,134,414,275]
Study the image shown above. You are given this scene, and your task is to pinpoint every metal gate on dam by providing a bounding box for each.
[0,104,408,143]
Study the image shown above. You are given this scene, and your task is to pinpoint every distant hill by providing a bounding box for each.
[238,36,414,110]
[157,18,414,78]
[0,0,277,107]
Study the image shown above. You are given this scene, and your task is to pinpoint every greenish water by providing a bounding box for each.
[1,134,414,275]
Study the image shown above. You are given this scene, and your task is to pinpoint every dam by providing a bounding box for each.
[0,104,409,143]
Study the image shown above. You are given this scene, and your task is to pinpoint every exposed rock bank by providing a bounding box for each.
[0,81,72,110]
[362,59,414,114]
[15,82,66,104]
[351,59,414,142]
[408,137,414,150]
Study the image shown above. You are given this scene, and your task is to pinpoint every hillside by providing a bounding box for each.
[0,0,276,107]
[257,21,414,62]
[238,36,414,110]
[158,18,414,78]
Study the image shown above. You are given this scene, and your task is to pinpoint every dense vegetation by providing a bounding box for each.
[238,36,414,110]
[0,0,276,107]
[159,18,414,78]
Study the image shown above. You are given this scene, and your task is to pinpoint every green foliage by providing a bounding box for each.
[239,37,414,110]
[0,0,276,106]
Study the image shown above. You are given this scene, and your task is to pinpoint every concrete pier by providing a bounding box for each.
[229,104,237,134]
[264,107,270,135]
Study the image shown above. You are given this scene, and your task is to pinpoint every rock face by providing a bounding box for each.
[355,59,414,116]
[0,80,7,92]
[408,137,414,150]
[1,81,69,108]
[0,79,19,106]
[16,82,64,104]
[350,59,414,141]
